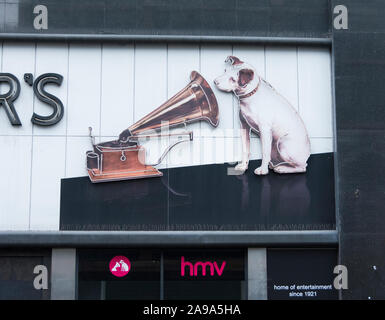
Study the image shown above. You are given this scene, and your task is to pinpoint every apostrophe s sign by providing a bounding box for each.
[0,72,64,127]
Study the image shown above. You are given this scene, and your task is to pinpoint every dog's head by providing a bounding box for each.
[214,56,257,95]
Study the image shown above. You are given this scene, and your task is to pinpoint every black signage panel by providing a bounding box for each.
[163,249,245,300]
[77,249,161,300]
[78,249,161,282]
[77,249,245,300]
[267,249,338,300]
[164,249,245,281]
[60,153,335,231]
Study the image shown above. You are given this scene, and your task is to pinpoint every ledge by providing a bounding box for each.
[0,33,332,46]
[0,230,338,248]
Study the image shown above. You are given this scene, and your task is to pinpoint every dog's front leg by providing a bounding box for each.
[254,126,272,175]
[235,122,250,172]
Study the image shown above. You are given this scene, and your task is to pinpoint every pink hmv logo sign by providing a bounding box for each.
[109,256,131,277]
[181,256,226,277]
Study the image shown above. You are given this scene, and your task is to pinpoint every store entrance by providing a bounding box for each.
[77,249,246,300]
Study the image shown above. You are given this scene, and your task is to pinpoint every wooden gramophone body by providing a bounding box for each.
[86,71,219,183]
[86,142,160,183]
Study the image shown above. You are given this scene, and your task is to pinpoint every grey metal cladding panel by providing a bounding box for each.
[336,130,385,234]
[335,0,385,33]
[257,0,331,37]
[334,33,385,130]
[1,0,331,38]
[4,2,20,32]
[340,233,385,300]
[0,3,4,32]
[12,0,106,34]
[333,0,385,300]
[118,0,331,38]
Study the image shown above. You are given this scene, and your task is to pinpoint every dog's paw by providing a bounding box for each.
[254,166,269,175]
[273,166,287,174]
[235,163,248,172]
[273,165,307,174]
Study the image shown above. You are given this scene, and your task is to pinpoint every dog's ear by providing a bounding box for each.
[238,68,254,87]
[225,56,243,65]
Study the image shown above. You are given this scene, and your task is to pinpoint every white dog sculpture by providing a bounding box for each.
[214,56,310,175]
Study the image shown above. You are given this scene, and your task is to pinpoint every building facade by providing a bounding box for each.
[0,0,383,300]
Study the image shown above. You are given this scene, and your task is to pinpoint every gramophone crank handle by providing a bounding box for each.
[88,126,95,146]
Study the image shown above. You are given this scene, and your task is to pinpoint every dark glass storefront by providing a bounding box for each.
[267,249,338,300]
[78,249,161,300]
[0,249,51,300]
[163,250,246,300]
[0,247,339,300]
[77,249,246,300]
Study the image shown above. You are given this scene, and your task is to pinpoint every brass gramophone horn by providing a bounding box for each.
[86,71,219,183]
[119,70,219,139]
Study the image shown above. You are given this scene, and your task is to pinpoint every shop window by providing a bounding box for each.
[77,248,246,300]
[164,249,246,300]
[77,249,161,300]
[267,248,338,300]
[0,249,51,300]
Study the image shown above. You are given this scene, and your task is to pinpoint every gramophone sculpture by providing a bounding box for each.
[86,71,219,183]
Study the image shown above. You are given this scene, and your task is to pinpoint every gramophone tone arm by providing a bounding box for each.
[117,129,193,166]
[127,131,193,141]
[125,130,193,167]
[147,133,193,167]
